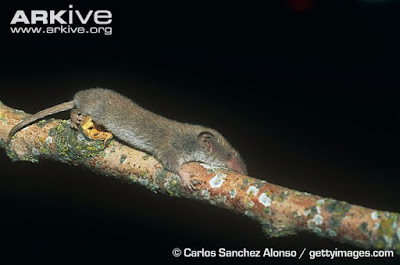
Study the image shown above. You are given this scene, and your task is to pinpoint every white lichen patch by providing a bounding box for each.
[201,190,210,200]
[373,222,380,230]
[229,189,237,198]
[313,214,323,225]
[258,193,272,207]
[138,177,149,186]
[32,148,40,156]
[77,133,87,142]
[304,209,310,216]
[371,211,379,220]
[246,185,259,196]
[244,210,255,218]
[209,173,226,188]
[326,228,337,237]
[316,199,325,206]
[248,201,255,208]
[307,214,323,228]
[45,136,53,144]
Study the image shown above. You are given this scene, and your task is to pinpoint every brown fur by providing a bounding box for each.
[8,88,247,178]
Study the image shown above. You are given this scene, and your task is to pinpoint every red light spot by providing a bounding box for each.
[285,0,314,12]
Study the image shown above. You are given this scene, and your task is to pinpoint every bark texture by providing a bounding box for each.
[0,101,399,254]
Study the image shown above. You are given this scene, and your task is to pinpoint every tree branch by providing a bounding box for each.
[0,101,399,254]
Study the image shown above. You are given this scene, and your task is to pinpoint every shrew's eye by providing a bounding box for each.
[226,153,231,158]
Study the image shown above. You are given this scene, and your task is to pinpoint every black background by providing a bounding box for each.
[1,0,399,264]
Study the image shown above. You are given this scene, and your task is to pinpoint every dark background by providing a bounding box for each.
[0,0,399,264]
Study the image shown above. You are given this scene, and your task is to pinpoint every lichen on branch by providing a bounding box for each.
[0,102,399,254]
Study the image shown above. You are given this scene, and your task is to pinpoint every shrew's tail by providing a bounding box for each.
[7,100,75,143]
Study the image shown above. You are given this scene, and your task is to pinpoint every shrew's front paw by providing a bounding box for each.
[70,109,85,129]
[179,168,199,192]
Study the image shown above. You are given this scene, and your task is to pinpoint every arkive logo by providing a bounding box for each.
[10,4,112,25]
[10,4,112,35]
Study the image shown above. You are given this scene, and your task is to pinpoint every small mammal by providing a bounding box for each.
[8,88,247,188]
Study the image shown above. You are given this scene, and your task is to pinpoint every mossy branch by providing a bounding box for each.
[0,101,399,254]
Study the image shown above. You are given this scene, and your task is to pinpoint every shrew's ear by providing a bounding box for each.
[198,131,215,153]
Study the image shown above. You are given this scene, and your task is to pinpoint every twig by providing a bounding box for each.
[0,101,399,254]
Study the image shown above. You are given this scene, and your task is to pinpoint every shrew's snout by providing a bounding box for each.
[227,157,247,175]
